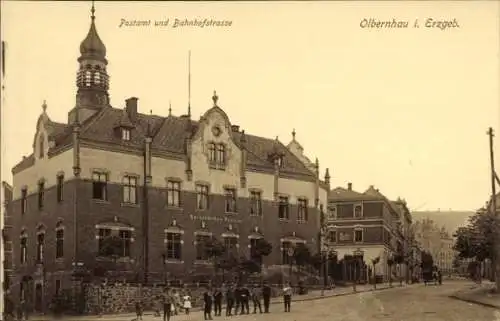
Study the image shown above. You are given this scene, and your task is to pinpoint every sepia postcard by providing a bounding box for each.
[0,1,499,320]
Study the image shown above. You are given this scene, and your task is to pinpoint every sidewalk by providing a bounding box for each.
[29,283,412,321]
[449,281,500,309]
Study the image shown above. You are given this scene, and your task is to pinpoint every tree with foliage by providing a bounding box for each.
[293,243,312,271]
[371,257,380,289]
[250,238,273,269]
[204,237,228,280]
[393,252,405,286]
[387,257,394,287]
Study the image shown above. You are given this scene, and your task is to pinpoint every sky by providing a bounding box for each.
[1,1,499,212]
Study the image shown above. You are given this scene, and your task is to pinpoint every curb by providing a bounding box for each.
[448,294,500,310]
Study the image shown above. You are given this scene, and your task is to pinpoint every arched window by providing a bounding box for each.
[85,70,92,87]
[38,134,45,159]
[94,71,101,84]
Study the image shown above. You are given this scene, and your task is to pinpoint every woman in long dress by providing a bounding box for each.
[183,292,192,315]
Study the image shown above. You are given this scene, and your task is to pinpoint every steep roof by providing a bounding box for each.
[329,187,380,201]
[13,106,317,180]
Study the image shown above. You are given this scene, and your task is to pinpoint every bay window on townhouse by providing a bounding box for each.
[196,184,209,210]
[166,180,181,207]
[278,196,289,220]
[208,142,226,168]
[123,175,138,204]
[250,191,262,216]
[92,171,108,201]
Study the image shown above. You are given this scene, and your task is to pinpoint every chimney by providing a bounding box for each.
[347,182,352,191]
[231,125,240,132]
[125,97,138,122]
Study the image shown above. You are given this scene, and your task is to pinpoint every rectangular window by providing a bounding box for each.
[354,205,363,218]
[166,181,181,207]
[208,143,216,163]
[21,188,27,214]
[56,175,64,203]
[122,129,131,141]
[92,172,108,201]
[250,191,262,216]
[20,237,27,264]
[36,233,45,262]
[196,185,209,210]
[56,229,64,258]
[165,232,182,260]
[123,176,138,204]
[38,182,45,210]
[97,228,112,256]
[224,188,237,213]
[216,144,225,165]
[250,238,260,257]
[297,198,308,222]
[195,234,211,261]
[278,196,289,220]
[354,229,363,243]
[119,230,131,257]
[55,280,61,296]
[223,236,238,256]
[328,230,337,243]
[281,241,293,265]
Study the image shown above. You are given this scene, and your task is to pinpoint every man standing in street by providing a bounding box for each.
[251,284,263,314]
[203,288,213,320]
[240,284,250,315]
[225,284,235,316]
[213,287,223,316]
[262,282,271,313]
[283,282,292,312]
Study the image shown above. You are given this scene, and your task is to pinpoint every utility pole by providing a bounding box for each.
[487,127,499,291]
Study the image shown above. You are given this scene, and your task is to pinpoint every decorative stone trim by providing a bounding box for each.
[248,187,263,193]
[195,180,211,187]
[222,233,239,238]
[194,260,211,265]
[95,224,135,231]
[164,228,184,234]
[194,231,212,237]
[90,168,111,176]
[165,177,183,183]
[248,234,263,240]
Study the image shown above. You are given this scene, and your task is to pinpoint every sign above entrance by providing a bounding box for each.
[189,214,242,224]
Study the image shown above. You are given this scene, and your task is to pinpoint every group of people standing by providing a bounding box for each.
[202,282,293,320]
[134,282,294,321]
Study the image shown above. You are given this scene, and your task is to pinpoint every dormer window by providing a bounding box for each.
[122,128,131,141]
[277,155,284,167]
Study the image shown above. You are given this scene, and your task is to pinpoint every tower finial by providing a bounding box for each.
[292,128,296,140]
[42,100,47,112]
[188,50,191,117]
[91,0,95,20]
[169,101,172,116]
[212,90,218,107]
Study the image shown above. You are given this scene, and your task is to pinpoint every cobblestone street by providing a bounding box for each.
[29,281,500,321]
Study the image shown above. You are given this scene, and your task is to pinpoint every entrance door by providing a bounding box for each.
[34,283,43,312]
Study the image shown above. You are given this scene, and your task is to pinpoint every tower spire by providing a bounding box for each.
[188,50,191,117]
[91,0,95,20]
